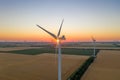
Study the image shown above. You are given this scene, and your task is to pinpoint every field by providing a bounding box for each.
[0,47,89,80]
[81,50,120,80]
[0,42,120,80]
[0,47,99,56]
[0,47,40,51]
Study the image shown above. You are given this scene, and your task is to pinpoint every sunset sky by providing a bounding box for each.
[0,0,120,42]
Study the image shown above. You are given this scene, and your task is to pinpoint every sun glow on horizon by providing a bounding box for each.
[56,39,59,43]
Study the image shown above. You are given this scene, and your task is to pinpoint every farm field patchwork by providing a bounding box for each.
[81,50,120,80]
[0,52,89,80]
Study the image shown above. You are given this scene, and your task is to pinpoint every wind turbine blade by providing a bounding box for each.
[57,19,64,37]
[36,25,57,39]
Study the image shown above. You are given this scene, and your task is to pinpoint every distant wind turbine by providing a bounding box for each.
[36,19,65,80]
[92,36,96,57]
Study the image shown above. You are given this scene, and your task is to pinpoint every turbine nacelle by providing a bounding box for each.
[59,35,66,40]
[91,36,96,42]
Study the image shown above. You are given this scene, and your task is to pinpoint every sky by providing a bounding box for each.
[0,0,120,42]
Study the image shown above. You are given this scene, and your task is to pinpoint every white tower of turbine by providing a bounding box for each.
[92,37,96,57]
[36,19,65,80]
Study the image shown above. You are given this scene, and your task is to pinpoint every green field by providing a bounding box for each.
[0,47,99,56]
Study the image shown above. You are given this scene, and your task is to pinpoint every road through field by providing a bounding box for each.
[0,53,89,80]
[81,50,120,80]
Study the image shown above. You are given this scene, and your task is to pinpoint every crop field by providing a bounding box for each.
[0,47,95,80]
[0,52,89,80]
[81,50,120,80]
[0,47,99,56]
[0,47,41,51]
[1,46,119,80]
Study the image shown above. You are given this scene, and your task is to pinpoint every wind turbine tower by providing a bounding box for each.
[92,37,96,58]
[36,19,65,80]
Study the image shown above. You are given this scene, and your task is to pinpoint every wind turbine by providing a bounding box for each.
[36,19,65,80]
[92,37,96,58]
